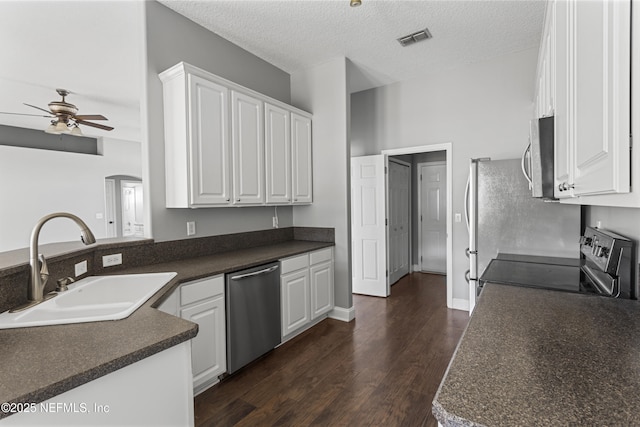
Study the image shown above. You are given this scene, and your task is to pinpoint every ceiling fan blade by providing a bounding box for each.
[0,111,53,118]
[76,119,114,131]
[23,103,53,115]
[74,114,108,121]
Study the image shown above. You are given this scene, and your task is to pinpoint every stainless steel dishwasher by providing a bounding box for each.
[226,262,281,374]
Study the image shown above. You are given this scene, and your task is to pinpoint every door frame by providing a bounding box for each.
[104,178,117,238]
[382,143,453,309]
[387,157,412,285]
[417,161,446,274]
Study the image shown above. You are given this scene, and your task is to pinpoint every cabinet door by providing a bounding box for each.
[180,294,226,391]
[291,112,313,204]
[571,0,631,196]
[188,74,232,206]
[232,91,265,205]
[554,0,574,198]
[310,260,334,319]
[281,269,310,337]
[265,103,291,204]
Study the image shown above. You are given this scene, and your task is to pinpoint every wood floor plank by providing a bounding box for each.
[194,272,468,426]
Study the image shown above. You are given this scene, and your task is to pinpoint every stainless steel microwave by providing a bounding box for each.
[522,116,555,199]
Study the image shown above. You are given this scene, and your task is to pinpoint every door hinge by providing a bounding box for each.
[420,174,422,181]
[386,270,388,277]
[420,214,423,222]
[420,255,423,262]
[384,166,388,174]
[385,218,388,226]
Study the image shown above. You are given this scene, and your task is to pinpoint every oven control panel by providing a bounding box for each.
[580,226,632,275]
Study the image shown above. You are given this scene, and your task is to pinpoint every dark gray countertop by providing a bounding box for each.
[433,283,640,426]
[0,239,332,418]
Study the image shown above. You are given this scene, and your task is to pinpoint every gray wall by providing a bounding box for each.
[351,48,538,306]
[291,58,352,311]
[144,1,294,243]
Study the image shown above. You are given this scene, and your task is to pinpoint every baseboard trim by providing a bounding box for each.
[451,298,470,312]
[328,305,355,322]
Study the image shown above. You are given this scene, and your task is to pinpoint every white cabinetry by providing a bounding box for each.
[158,275,226,395]
[280,247,334,340]
[309,248,334,319]
[265,103,291,204]
[281,264,310,337]
[161,70,231,207]
[534,1,554,120]
[550,0,632,200]
[291,113,313,204]
[231,91,264,205]
[160,62,312,208]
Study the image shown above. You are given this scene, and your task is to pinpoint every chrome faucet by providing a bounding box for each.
[27,212,96,303]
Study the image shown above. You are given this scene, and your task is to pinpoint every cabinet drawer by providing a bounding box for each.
[181,275,224,306]
[280,253,309,274]
[310,247,332,265]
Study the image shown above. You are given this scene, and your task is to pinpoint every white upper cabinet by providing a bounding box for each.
[161,69,231,207]
[231,91,265,205]
[291,112,313,204]
[159,62,312,208]
[550,0,631,200]
[265,103,292,204]
[570,0,631,197]
[535,2,555,120]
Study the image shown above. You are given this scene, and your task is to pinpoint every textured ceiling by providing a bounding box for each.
[159,0,546,93]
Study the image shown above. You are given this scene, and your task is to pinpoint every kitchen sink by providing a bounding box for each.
[0,272,177,329]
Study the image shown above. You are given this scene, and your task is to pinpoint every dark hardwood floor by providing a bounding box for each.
[194,273,469,426]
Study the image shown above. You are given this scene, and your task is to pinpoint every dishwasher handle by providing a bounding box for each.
[230,265,279,281]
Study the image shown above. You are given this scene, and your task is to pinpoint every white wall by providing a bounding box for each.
[143,1,295,243]
[0,138,141,251]
[351,48,538,303]
[291,58,352,310]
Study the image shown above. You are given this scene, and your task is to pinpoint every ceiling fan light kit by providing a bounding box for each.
[350,0,362,7]
[0,88,114,136]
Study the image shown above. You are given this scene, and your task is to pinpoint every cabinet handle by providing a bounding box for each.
[226,198,230,202]
[558,182,575,192]
[236,198,240,202]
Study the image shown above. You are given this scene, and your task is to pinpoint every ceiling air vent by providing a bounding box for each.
[397,28,432,47]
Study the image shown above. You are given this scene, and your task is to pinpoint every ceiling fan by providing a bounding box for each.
[0,88,114,136]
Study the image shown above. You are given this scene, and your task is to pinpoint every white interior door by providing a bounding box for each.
[419,162,446,274]
[121,180,144,237]
[351,155,389,297]
[388,160,410,285]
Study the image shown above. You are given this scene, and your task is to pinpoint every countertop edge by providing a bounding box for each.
[0,240,334,417]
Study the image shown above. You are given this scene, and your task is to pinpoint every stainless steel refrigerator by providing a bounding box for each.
[465,158,581,311]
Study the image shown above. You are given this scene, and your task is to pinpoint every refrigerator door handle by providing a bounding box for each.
[521,139,533,191]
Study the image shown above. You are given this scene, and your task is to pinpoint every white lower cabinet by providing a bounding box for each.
[310,260,334,319]
[280,247,334,340]
[281,267,310,336]
[159,274,226,395]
